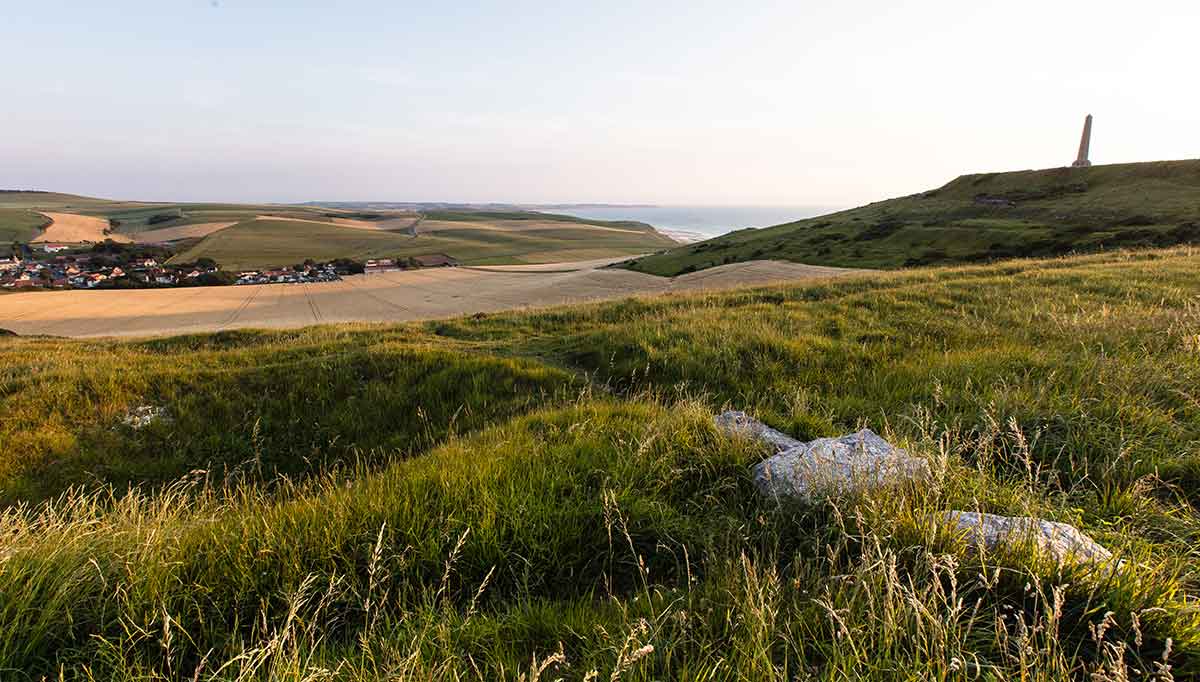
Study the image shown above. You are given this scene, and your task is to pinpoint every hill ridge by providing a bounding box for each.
[626,158,1200,274]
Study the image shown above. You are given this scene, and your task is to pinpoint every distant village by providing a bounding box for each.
[0,241,459,291]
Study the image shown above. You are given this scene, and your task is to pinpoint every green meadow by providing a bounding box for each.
[2,247,1199,679]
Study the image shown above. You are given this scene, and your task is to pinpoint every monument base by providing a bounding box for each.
[1071,160,1092,168]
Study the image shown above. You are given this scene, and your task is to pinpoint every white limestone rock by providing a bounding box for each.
[754,428,930,500]
[715,412,929,499]
[714,411,802,454]
[122,405,171,430]
[941,511,1113,566]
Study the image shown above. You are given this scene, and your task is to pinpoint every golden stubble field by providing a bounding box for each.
[0,259,861,337]
[32,212,131,244]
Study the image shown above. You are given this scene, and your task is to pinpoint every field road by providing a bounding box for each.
[0,259,863,338]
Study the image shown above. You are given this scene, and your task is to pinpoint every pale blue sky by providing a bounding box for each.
[2,1,1197,205]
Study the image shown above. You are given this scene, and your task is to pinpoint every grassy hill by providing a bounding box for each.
[3,247,1200,678]
[626,159,1200,275]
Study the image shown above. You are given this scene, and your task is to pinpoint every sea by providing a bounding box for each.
[553,205,838,242]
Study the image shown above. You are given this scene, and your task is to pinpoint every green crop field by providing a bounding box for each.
[627,159,1200,275]
[3,246,1200,678]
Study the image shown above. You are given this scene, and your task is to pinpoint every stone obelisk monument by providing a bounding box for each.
[1072,114,1093,168]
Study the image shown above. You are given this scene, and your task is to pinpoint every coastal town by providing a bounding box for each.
[1,242,460,291]
[0,242,346,291]
[0,254,215,290]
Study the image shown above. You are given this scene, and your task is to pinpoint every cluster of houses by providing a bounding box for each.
[235,263,343,285]
[0,254,219,290]
[1,251,462,291]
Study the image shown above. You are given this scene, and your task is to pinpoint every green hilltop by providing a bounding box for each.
[626,159,1200,275]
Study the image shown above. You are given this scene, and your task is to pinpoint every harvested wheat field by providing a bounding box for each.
[32,212,131,243]
[132,221,236,243]
[0,259,862,337]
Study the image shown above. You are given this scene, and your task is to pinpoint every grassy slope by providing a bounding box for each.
[627,159,1200,275]
[3,247,1200,678]
[422,208,662,233]
[0,207,49,243]
[173,217,675,270]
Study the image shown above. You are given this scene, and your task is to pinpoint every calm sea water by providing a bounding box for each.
[555,205,837,241]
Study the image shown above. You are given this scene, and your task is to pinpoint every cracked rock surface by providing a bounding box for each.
[715,412,929,499]
[941,511,1113,565]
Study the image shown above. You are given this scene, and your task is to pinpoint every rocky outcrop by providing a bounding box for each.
[715,412,929,500]
[715,412,1114,567]
[941,511,1113,566]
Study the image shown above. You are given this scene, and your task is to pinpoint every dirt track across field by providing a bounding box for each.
[132,222,237,243]
[256,215,391,230]
[33,213,131,243]
[0,259,863,338]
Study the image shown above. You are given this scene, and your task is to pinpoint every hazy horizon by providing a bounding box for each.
[4,1,1198,206]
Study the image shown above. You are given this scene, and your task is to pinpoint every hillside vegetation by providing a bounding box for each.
[626,160,1200,275]
[2,247,1199,678]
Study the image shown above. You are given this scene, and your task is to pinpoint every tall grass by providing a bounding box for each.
[2,248,1200,678]
[1,399,1195,679]
[0,331,575,504]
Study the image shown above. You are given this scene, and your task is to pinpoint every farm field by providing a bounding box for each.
[171,216,676,270]
[0,258,857,337]
[130,221,237,243]
[1,247,1199,678]
[32,211,129,243]
[0,192,676,268]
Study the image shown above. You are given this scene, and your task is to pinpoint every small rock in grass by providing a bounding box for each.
[122,405,171,430]
[716,412,929,499]
[941,510,1113,566]
[753,428,931,500]
[714,410,802,453]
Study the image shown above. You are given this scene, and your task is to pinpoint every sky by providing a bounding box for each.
[2,0,1198,206]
